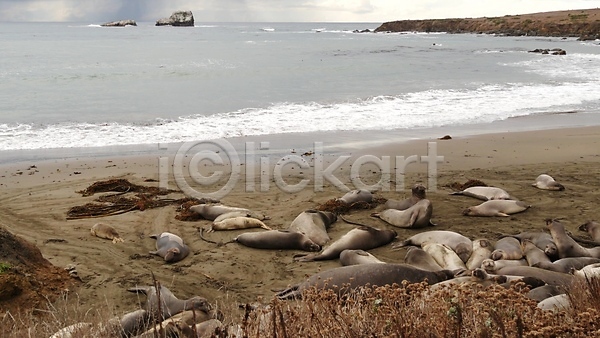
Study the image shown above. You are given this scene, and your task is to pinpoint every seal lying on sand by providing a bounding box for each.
[466,239,493,270]
[532,174,565,191]
[288,210,337,246]
[372,199,435,228]
[403,246,444,272]
[392,230,472,263]
[503,231,558,261]
[384,183,426,210]
[491,237,523,260]
[339,249,385,266]
[450,186,512,201]
[231,230,321,251]
[149,232,190,263]
[276,263,455,299]
[338,189,373,204]
[294,225,396,262]
[189,204,263,221]
[206,217,272,233]
[90,223,124,243]
[462,200,530,217]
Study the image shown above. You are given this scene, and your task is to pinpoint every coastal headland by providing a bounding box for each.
[375,8,600,39]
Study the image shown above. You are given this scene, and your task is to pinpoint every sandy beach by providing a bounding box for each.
[1,124,599,319]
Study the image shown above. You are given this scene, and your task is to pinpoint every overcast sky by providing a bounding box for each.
[0,0,598,23]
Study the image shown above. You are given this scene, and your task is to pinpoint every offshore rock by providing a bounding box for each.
[156,10,195,27]
[101,20,137,27]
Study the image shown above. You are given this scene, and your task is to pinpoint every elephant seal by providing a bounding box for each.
[111,309,151,337]
[276,263,455,299]
[207,217,272,233]
[571,262,600,279]
[532,174,565,191]
[392,230,472,263]
[462,200,530,217]
[338,189,373,204]
[127,284,211,320]
[450,186,512,201]
[384,183,426,210]
[213,210,269,223]
[481,258,527,273]
[90,223,124,243]
[504,231,558,261]
[466,239,493,270]
[533,257,600,273]
[339,249,385,266]
[176,319,223,338]
[537,294,571,311]
[493,265,576,287]
[491,237,523,260]
[232,230,321,251]
[294,226,397,262]
[579,220,600,243]
[422,243,467,272]
[403,246,444,271]
[527,284,564,302]
[288,210,337,246]
[149,232,189,263]
[431,268,507,290]
[521,239,552,267]
[546,219,599,258]
[189,204,252,221]
[372,199,435,228]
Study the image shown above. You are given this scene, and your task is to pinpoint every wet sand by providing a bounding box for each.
[0,125,599,317]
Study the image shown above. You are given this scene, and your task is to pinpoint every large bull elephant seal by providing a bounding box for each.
[372,199,435,228]
[384,183,426,210]
[149,232,190,263]
[276,263,455,299]
[288,210,337,246]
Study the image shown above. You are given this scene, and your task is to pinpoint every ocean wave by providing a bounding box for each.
[1,81,598,151]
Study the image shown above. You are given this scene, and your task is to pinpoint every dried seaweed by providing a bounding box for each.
[445,179,487,191]
[67,179,211,219]
[316,197,387,214]
[175,200,212,222]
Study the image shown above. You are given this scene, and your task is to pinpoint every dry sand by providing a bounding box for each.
[0,125,599,318]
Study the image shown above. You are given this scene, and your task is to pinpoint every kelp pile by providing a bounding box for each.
[445,179,487,191]
[67,179,211,219]
[316,197,387,214]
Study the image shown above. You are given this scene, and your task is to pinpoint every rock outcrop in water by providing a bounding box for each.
[375,8,600,39]
[101,20,137,27]
[155,10,195,27]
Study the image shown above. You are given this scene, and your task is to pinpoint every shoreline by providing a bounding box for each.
[1,110,598,166]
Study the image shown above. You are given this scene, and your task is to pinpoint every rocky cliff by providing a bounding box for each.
[101,19,137,27]
[156,10,195,27]
[375,8,600,40]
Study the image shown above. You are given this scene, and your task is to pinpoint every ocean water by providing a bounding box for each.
[1,21,599,155]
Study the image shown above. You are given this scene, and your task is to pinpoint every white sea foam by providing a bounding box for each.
[1,80,598,151]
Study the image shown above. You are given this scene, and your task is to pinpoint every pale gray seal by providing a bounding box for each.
[127,284,211,320]
[392,230,472,263]
[533,257,600,273]
[571,262,600,279]
[466,239,493,270]
[431,268,507,290]
[213,210,269,223]
[207,217,272,233]
[579,220,600,243]
[90,223,124,243]
[338,189,373,204]
[276,263,454,299]
[492,265,576,288]
[149,232,190,263]
[491,237,523,260]
[537,294,571,311]
[294,225,397,262]
[189,203,252,221]
[422,243,467,272]
[288,210,337,246]
[504,231,558,261]
[384,183,426,210]
[532,174,565,191]
[521,239,552,267]
[339,249,385,266]
[372,199,435,228]
[232,230,321,251]
[462,200,530,217]
[450,186,512,201]
[481,258,527,273]
[403,246,444,272]
[546,219,600,258]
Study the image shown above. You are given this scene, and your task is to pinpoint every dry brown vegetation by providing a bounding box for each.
[3,277,600,337]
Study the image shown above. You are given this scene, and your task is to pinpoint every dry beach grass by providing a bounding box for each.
[0,125,600,336]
